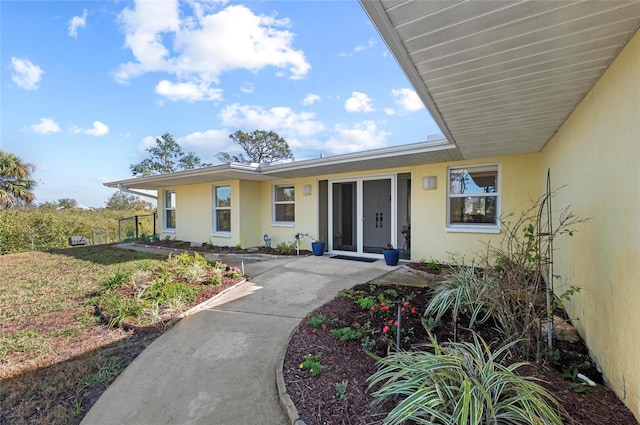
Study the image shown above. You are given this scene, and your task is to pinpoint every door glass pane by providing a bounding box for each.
[363,179,391,254]
[332,182,357,252]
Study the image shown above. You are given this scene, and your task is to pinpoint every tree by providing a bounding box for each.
[57,198,78,209]
[217,130,294,164]
[105,192,153,210]
[130,132,211,176]
[0,151,36,208]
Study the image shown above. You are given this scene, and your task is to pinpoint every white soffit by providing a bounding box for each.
[103,164,272,190]
[361,0,640,158]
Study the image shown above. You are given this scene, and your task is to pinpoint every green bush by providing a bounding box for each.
[144,281,199,305]
[330,326,363,342]
[368,333,564,425]
[0,207,153,254]
[424,266,494,338]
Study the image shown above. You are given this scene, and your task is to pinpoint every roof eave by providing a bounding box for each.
[103,163,268,190]
[359,0,458,149]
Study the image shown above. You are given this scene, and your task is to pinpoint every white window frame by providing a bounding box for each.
[272,183,295,226]
[213,185,231,236]
[163,190,176,232]
[446,164,501,234]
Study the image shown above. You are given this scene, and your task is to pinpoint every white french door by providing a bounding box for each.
[328,175,396,257]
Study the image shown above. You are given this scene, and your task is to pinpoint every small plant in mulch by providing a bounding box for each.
[95,252,245,331]
[299,354,323,376]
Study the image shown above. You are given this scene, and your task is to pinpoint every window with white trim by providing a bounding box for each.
[164,190,176,230]
[447,165,499,230]
[273,184,295,224]
[213,186,231,234]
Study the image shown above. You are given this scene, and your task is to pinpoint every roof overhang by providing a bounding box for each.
[261,138,461,178]
[360,0,640,159]
[104,163,273,191]
[104,139,460,190]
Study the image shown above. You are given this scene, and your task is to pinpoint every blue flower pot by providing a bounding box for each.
[312,242,325,256]
[383,249,399,266]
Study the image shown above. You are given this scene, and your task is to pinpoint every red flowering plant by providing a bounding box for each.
[385,243,394,250]
[367,291,420,346]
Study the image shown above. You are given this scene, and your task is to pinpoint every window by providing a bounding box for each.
[447,165,499,231]
[164,190,176,230]
[214,186,231,233]
[273,184,295,224]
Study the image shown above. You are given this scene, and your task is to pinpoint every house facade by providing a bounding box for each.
[106,1,640,419]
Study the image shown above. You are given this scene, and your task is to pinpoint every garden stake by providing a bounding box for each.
[241,259,245,276]
[396,302,402,351]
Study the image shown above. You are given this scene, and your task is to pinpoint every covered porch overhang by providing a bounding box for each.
[359,0,640,158]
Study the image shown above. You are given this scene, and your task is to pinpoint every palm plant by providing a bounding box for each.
[0,151,36,208]
[368,333,565,425]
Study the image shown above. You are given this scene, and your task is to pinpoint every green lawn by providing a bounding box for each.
[0,245,166,424]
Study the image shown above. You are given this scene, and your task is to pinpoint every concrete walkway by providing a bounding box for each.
[81,254,396,425]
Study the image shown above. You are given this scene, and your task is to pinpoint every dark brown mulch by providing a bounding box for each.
[141,239,311,256]
[284,283,638,425]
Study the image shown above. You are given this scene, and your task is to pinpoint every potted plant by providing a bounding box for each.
[311,239,325,256]
[383,243,399,266]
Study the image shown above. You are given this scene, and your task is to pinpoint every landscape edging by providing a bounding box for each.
[276,322,308,425]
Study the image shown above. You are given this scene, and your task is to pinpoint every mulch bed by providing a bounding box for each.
[283,283,638,425]
[141,239,311,256]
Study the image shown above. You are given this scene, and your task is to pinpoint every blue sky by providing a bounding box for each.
[1,0,441,208]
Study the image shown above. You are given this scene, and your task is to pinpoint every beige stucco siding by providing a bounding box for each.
[258,177,319,251]
[540,30,640,419]
[409,154,540,262]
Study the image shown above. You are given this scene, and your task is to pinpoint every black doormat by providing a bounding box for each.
[330,255,377,263]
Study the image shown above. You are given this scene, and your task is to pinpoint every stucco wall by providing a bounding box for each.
[409,154,541,263]
[258,177,319,251]
[540,31,640,420]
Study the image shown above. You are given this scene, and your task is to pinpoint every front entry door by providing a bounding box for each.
[329,176,395,257]
[363,179,391,253]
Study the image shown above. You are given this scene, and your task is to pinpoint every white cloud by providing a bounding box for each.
[114,0,181,82]
[240,82,254,94]
[391,88,423,112]
[384,108,396,116]
[115,2,310,102]
[339,39,376,57]
[136,129,230,162]
[180,129,231,159]
[68,9,88,38]
[138,135,156,152]
[303,93,320,106]
[11,57,43,90]
[323,120,389,154]
[84,121,109,137]
[345,91,375,113]
[220,103,325,137]
[31,118,60,134]
[155,80,223,102]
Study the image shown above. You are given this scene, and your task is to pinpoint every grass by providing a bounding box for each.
[0,245,167,424]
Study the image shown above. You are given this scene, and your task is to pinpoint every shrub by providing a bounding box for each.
[368,333,564,425]
[330,326,362,342]
[424,266,494,339]
[145,281,199,305]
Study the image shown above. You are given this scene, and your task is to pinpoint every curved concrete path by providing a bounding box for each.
[81,255,394,425]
